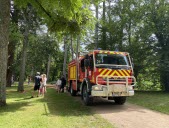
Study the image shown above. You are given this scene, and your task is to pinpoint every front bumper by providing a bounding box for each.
[91,84,134,97]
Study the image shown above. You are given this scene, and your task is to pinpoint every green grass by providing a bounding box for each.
[127,91,169,114]
[0,84,113,128]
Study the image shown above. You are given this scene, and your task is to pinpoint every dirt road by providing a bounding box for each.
[49,85,169,128]
[90,98,169,128]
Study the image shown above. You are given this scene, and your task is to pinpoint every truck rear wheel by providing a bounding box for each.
[114,97,126,105]
[82,85,93,106]
[70,84,77,96]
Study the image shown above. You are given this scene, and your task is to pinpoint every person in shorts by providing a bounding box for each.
[31,72,41,98]
[41,74,47,96]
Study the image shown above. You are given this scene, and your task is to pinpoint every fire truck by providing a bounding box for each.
[68,50,136,105]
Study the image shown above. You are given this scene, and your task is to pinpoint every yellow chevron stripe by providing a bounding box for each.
[119,70,125,76]
[123,70,130,76]
[110,70,120,76]
[100,69,107,75]
[127,70,131,74]
[105,70,112,76]
[110,71,115,76]
[115,70,121,76]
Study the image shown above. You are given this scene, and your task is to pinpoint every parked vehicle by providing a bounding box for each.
[68,50,136,105]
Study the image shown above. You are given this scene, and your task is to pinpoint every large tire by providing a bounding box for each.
[70,84,77,96]
[114,97,126,105]
[82,85,93,106]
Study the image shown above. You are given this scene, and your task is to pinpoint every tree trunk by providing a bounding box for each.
[102,1,106,50]
[18,31,28,92]
[46,54,51,80]
[156,33,169,92]
[0,0,10,106]
[62,37,68,79]
[51,65,58,81]
[76,36,80,90]
[108,0,113,50]
[6,5,19,87]
[70,36,74,60]
[95,4,98,49]
[18,9,30,92]
[6,40,15,87]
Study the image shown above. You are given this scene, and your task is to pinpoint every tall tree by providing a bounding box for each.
[0,0,10,106]
[18,6,32,92]
[95,3,99,49]
[62,36,68,78]
[147,0,169,91]
[7,5,20,87]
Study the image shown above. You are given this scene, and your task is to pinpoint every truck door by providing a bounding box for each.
[88,55,94,83]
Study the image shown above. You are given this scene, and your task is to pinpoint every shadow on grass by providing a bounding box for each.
[39,87,135,117]
[0,102,31,115]
[2,85,136,117]
[0,86,36,115]
[37,88,92,117]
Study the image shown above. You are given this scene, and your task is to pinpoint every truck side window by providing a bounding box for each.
[81,59,85,72]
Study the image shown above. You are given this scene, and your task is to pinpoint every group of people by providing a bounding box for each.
[56,76,66,93]
[31,72,47,98]
[31,72,67,98]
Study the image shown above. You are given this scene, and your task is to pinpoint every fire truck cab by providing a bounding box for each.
[68,50,136,105]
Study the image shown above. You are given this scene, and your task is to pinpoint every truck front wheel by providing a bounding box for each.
[114,97,126,105]
[82,85,93,106]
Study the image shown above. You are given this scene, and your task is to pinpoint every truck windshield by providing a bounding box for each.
[95,53,129,66]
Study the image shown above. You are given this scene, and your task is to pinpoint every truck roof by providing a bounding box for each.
[68,50,129,65]
[90,50,129,55]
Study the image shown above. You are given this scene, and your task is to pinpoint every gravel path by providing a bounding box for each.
[91,98,169,128]
[48,85,169,128]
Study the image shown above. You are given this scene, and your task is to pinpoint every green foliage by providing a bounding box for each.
[9,22,23,42]
[26,34,62,77]
[144,0,169,91]
[15,0,95,35]
[89,0,169,91]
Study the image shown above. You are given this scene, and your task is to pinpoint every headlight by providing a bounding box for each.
[92,86,103,91]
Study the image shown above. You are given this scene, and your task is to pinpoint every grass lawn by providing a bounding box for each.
[127,91,169,115]
[0,83,113,128]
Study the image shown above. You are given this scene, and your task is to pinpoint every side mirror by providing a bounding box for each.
[132,63,134,69]
[131,58,134,68]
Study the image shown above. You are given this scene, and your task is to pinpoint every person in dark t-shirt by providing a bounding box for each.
[61,76,66,93]
[31,72,41,98]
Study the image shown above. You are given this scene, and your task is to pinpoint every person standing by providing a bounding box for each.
[56,77,62,93]
[41,74,47,96]
[31,72,41,98]
[61,76,66,93]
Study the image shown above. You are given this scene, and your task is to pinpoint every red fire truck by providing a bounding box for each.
[68,50,136,105]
